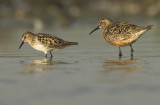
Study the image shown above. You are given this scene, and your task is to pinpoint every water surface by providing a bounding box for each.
[0,23,160,105]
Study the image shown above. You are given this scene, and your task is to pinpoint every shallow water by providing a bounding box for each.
[0,22,160,105]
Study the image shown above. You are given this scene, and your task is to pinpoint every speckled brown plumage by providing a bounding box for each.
[89,18,153,58]
[36,33,77,48]
[19,31,78,58]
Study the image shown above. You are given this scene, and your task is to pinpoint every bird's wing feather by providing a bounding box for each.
[36,33,67,48]
[106,22,140,41]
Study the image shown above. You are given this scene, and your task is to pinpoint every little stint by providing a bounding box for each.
[19,32,78,58]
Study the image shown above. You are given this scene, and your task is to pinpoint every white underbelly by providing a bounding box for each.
[33,44,47,52]
[32,44,60,53]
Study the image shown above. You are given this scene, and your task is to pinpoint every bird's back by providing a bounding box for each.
[104,22,153,46]
[36,33,78,49]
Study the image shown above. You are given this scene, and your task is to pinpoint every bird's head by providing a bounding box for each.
[19,31,34,49]
[89,18,112,35]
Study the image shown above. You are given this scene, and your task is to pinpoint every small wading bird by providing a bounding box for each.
[89,18,153,58]
[19,32,78,58]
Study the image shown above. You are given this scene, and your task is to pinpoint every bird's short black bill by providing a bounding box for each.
[89,26,100,35]
[19,41,24,49]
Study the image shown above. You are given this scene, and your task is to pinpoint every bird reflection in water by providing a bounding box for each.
[102,58,142,73]
[21,58,71,74]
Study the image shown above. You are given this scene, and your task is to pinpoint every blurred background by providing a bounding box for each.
[0,1,160,105]
[0,0,159,29]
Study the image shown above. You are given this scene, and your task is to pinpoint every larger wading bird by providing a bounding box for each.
[89,18,153,58]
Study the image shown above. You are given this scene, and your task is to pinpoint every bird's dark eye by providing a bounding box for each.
[24,36,26,39]
[100,21,102,25]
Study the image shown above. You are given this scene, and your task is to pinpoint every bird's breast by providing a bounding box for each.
[103,32,132,47]
[32,44,47,52]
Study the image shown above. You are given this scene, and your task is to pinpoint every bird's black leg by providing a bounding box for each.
[130,44,134,57]
[45,54,47,58]
[119,47,122,57]
[50,52,53,58]
[131,55,134,60]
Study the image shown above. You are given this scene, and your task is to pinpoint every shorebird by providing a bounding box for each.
[19,31,78,58]
[89,18,153,58]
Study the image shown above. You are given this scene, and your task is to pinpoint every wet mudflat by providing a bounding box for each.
[0,22,160,105]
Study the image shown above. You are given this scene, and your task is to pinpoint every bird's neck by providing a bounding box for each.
[102,29,109,41]
[27,35,37,46]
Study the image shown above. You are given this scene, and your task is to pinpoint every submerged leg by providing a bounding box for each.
[119,47,122,57]
[131,55,134,60]
[45,54,47,58]
[130,44,134,57]
[50,52,53,58]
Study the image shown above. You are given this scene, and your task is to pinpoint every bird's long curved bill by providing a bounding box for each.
[19,41,24,49]
[89,26,100,35]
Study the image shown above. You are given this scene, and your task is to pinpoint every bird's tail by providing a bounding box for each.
[144,25,153,30]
